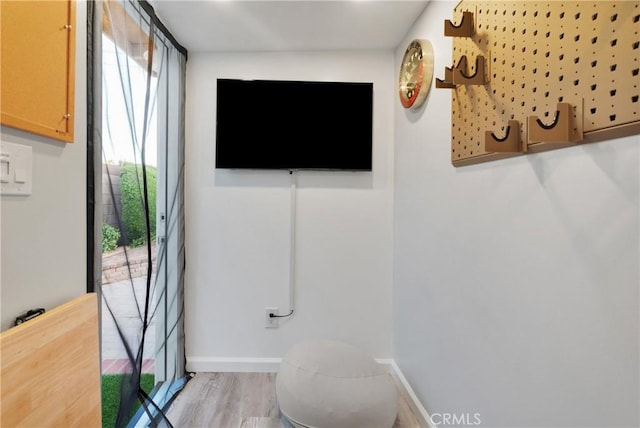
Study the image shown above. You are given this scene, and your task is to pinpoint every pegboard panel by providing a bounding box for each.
[447,1,640,166]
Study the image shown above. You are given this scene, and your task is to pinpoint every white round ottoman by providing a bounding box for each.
[276,340,398,428]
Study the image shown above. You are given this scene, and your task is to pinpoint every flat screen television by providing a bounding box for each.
[215,79,373,171]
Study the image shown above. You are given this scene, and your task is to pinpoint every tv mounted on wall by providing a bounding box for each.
[215,79,373,171]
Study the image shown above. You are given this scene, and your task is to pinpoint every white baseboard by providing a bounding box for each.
[187,357,282,373]
[375,358,395,369]
[388,360,434,428]
[187,356,432,428]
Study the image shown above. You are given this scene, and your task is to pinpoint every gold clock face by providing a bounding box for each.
[399,39,434,109]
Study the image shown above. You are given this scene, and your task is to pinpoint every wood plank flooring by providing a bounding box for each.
[166,373,421,428]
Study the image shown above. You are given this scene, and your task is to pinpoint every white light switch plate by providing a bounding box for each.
[0,142,32,196]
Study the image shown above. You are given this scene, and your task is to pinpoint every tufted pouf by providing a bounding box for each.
[276,340,398,428]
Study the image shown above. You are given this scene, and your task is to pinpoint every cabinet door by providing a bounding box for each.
[1,1,75,143]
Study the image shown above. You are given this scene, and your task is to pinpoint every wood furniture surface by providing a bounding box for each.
[0,293,101,427]
[0,0,76,142]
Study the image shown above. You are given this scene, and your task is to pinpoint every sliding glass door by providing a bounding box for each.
[154,41,186,387]
[89,1,187,426]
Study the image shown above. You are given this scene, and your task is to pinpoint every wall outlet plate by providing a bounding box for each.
[265,307,278,328]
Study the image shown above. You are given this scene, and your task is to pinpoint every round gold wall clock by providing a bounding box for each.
[398,39,434,109]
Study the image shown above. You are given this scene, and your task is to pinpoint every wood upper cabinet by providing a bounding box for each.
[1,1,76,143]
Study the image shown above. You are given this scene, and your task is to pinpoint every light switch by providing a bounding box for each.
[1,154,10,183]
[0,142,32,196]
[15,168,27,183]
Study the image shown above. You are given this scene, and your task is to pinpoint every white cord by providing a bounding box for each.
[288,170,297,313]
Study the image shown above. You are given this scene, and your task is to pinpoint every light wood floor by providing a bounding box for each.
[166,372,421,428]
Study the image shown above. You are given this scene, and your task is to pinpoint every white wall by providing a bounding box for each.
[185,51,395,368]
[0,2,87,332]
[393,2,639,427]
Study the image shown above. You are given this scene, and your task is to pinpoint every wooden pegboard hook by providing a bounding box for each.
[452,55,488,85]
[485,120,525,152]
[444,11,475,37]
[527,102,583,143]
[436,66,456,89]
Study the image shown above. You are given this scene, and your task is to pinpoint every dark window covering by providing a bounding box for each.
[87,1,188,426]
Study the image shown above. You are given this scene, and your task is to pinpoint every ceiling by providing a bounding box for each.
[150,1,429,53]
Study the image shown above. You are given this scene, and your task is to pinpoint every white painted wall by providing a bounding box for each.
[393,2,639,427]
[185,51,395,368]
[0,2,87,332]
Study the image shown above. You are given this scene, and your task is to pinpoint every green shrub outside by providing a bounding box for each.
[119,163,156,247]
[102,223,120,253]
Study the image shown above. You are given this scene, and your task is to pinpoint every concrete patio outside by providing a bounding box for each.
[101,269,157,375]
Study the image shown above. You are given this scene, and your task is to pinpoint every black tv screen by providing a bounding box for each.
[215,79,373,171]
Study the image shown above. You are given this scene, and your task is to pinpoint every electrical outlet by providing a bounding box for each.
[265,307,278,328]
